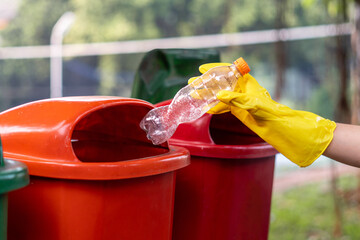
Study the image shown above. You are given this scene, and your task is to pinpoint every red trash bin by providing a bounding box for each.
[0,96,190,240]
[156,100,278,240]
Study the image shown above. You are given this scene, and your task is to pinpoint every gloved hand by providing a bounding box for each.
[188,62,238,114]
[190,62,337,167]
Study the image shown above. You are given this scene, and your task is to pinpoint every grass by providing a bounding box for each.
[269,175,360,240]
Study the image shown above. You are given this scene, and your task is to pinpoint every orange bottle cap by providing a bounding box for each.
[234,57,251,75]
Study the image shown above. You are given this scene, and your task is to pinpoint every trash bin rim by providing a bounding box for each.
[0,159,29,194]
[5,146,190,180]
[169,139,278,159]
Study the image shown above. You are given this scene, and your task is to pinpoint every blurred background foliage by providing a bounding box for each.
[270,174,360,240]
[0,0,354,116]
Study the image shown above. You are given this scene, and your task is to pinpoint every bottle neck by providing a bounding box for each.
[230,64,241,78]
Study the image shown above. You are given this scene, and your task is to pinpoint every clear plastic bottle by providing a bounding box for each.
[140,57,251,145]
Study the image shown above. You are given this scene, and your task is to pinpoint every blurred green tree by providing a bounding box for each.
[0,0,348,110]
[0,0,71,109]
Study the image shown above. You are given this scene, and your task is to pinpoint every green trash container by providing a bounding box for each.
[131,48,220,104]
[0,137,29,240]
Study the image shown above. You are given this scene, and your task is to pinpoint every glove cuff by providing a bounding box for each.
[296,119,337,167]
[274,118,337,167]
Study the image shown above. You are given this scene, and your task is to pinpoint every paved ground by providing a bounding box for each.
[272,155,360,192]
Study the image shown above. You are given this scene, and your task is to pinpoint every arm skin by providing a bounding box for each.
[323,123,360,168]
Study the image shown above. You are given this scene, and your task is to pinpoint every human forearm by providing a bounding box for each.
[323,123,360,167]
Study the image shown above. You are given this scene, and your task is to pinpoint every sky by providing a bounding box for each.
[0,0,20,30]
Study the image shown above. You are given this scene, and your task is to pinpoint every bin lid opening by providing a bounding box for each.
[209,112,265,145]
[72,104,169,162]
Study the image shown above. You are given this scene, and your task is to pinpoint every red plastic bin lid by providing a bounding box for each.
[156,99,277,159]
[0,96,190,180]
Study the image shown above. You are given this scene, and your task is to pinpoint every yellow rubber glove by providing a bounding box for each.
[215,73,337,167]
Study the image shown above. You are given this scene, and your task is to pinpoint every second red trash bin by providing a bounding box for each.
[0,96,190,240]
[157,100,278,240]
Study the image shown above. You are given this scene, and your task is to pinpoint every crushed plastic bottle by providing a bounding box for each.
[140,57,251,145]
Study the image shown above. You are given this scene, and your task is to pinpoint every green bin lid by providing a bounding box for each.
[0,137,29,194]
[131,48,221,104]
